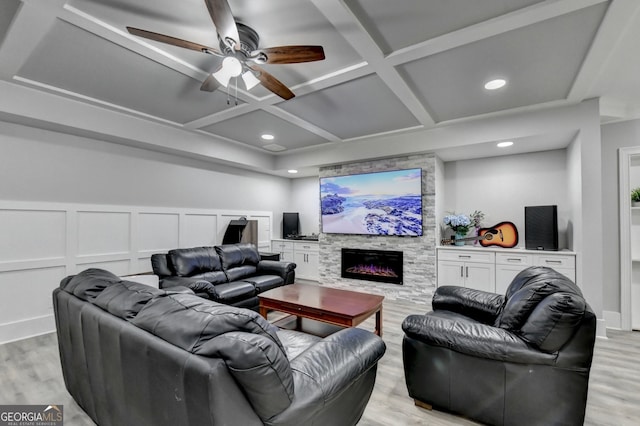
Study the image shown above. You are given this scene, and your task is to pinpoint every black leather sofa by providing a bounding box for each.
[151,243,296,310]
[53,268,386,426]
[402,266,596,426]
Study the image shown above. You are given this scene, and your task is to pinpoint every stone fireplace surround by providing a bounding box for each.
[318,154,436,303]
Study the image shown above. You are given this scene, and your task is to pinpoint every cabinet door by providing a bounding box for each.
[464,263,495,293]
[280,251,294,262]
[293,251,319,280]
[495,265,526,295]
[437,261,465,287]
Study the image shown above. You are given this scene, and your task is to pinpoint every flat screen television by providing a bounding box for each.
[320,168,423,236]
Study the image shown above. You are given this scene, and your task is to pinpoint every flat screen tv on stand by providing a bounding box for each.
[283,212,300,239]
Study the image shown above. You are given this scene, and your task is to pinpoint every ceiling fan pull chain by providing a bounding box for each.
[226,84,230,105]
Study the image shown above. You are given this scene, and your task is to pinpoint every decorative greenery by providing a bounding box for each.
[443,213,472,235]
[469,210,485,229]
[632,188,640,203]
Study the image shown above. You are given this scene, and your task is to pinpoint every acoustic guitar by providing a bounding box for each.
[441,221,519,248]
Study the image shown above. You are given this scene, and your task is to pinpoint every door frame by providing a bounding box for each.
[618,146,640,330]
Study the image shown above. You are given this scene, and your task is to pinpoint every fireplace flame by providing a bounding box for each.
[345,264,398,278]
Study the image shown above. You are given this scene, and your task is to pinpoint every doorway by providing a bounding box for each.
[619,147,640,330]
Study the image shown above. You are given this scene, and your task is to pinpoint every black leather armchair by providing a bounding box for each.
[402,266,596,426]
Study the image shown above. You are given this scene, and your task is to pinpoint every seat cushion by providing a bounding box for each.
[211,281,256,304]
[243,275,284,293]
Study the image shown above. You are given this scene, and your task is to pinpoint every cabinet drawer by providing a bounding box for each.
[533,254,575,269]
[272,241,293,251]
[294,242,319,253]
[496,253,532,266]
[438,249,494,263]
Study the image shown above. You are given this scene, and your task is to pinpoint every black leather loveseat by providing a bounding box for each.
[151,243,296,310]
[402,266,596,426]
[53,268,386,426]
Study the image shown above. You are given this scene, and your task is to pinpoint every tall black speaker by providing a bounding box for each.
[283,212,299,239]
[525,205,558,251]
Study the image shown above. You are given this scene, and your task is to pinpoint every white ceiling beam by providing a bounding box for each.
[387,0,608,66]
[568,0,640,102]
[309,0,435,126]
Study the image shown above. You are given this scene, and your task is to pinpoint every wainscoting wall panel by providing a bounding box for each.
[137,212,180,253]
[77,211,130,257]
[0,201,272,344]
[182,214,217,248]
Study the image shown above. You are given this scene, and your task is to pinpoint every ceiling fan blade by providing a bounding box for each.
[252,45,325,64]
[204,0,240,50]
[200,73,221,92]
[249,65,295,100]
[127,27,220,55]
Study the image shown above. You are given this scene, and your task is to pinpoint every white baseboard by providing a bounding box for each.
[603,310,622,330]
[596,318,608,338]
[0,314,55,345]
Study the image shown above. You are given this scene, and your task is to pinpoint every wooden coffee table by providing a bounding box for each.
[259,283,384,336]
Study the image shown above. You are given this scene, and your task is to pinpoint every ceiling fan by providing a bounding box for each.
[126,0,325,100]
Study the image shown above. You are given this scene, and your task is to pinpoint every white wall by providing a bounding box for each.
[287,177,320,236]
[0,120,293,343]
[0,122,291,216]
[443,149,570,248]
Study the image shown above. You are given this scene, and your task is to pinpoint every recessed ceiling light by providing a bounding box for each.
[484,79,507,90]
[287,169,298,174]
[261,134,275,140]
[497,141,514,148]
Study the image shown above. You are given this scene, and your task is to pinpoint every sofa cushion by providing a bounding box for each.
[217,243,260,269]
[242,275,284,293]
[131,292,285,354]
[225,265,258,282]
[495,267,581,331]
[190,270,228,285]
[60,268,121,301]
[210,282,256,304]
[94,280,165,320]
[519,291,586,352]
[168,247,221,277]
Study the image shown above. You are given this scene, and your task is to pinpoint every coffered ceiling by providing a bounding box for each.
[1,0,639,176]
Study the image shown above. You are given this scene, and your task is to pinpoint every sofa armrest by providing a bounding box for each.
[432,285,505,324]
[257,260,297,284]
[402,312,555,365]
[268,328,385,425]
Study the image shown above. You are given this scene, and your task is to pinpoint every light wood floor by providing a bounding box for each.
[1,298,639,425]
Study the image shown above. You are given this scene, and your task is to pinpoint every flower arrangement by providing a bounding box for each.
[443,213,472,235]
[632,187,640,203]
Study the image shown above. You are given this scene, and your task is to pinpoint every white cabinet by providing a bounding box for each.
[533,253,575,281]
[271,240,293,262]
[293,242,319,281]
[495,253,533,294]
[437,249,495,292]
[271,239,319,280]
[438,247,577,295]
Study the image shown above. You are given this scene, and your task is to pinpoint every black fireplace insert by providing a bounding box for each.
[341,248,403,285]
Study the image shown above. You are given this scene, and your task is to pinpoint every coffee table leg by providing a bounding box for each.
[259,305,268,319]
[376,308,382,337]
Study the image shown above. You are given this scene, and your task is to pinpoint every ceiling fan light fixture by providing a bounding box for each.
[242,70,261,90]
[213,56,243,87]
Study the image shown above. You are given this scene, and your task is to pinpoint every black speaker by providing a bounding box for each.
[525,205,558,251]
[282,212,299,239]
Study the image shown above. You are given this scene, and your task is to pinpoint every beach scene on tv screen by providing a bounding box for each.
[320,168,423,236]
